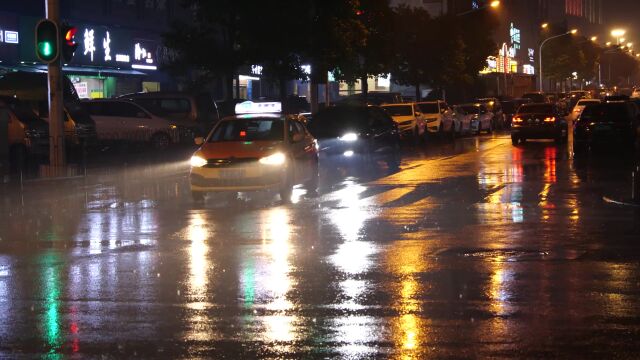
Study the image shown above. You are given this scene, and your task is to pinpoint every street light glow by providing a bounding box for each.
[606,41,612,46]
[590,36,598,42]
[541,23,549,29]
[627,42,633,48]
[490,1,500,8]
[611,29,627,37]
[570,29,578,35]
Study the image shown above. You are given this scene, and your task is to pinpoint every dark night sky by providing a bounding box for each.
[604,0,640,42]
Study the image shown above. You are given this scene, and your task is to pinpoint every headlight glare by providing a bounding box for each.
[259,152,286,166]
[190,155,207,168]
[339,133,358,142]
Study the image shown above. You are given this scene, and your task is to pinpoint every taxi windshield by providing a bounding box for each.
[209,118,284,142]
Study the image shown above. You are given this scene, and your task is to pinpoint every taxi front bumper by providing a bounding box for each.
[190,164,284,192]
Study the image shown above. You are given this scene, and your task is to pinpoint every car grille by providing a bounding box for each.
[204,158,259,168]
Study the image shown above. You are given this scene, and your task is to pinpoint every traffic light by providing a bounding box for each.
[61,24,79,62]
[35,19,59,63]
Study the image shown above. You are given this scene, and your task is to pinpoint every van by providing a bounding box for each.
[118,92,220,139]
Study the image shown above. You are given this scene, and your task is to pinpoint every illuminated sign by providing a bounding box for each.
[510,23,521,56]
[83,28,96,61]
[251,65,263,76]
[301,64,311,75]
[115,54,130,62]
[103,31,112,61]
[528,48,535,63]
[377,74,391,88]
[235,101,282,114]
[523,64,535,75]
[4,31,18,44]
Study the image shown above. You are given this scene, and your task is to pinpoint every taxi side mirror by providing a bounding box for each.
[194,137,204,146]
[292,133,304,143]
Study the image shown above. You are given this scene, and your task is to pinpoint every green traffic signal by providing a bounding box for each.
[35,19,59,63]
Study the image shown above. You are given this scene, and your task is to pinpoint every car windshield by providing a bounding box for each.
[209,118,284,142]
[580,104,630,122]
[461,106,480,114]
[518,104,554,114]
[417,103,439,114]
[383,105,413,117]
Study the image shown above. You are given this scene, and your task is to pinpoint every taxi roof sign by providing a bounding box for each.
[235,101,282,115]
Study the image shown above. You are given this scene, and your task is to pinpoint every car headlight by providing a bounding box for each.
[339,133,358,142]
[190,155,207,168]
[259,152,286,166]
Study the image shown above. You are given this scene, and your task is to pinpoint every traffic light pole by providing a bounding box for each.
[45,0,66,170]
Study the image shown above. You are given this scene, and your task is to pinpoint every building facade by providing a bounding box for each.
[0,0,190,99]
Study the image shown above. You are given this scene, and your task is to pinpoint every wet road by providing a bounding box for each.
[1,133,640,358]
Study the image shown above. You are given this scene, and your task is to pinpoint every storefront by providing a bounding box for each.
[0,13,167,99]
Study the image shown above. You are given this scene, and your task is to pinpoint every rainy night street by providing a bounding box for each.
[1,133,640,358]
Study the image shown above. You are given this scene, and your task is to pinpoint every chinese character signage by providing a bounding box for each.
[72,25,158,71]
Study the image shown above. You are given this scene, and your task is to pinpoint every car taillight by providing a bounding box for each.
[512,117,523,123]
[544,117,556,123]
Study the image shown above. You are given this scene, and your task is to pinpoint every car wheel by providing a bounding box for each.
[151,132,171,150]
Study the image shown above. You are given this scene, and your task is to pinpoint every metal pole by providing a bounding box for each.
[539,32,573,93]
[46,0,66,170]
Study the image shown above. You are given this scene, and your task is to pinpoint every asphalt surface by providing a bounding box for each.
[1,133,640,359]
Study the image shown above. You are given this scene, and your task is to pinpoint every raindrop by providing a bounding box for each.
[312,318,317,323]
[30,305,34,312]
[253,310,257,314]
[157,273,161,278]
[222,269,226,273]
[177,290,181,296]
[471,318,475,323]
[459,294,463,299]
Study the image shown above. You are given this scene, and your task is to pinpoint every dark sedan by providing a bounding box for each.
[307,105,401,169]
[511,103,568,145]
[574,102,639,152]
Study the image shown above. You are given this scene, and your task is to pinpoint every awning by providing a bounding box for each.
[0,63,148,76]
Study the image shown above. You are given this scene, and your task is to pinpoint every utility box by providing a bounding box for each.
[0,108,8,183]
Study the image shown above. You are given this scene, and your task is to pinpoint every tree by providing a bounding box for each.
[163,0,251,100]
[332,0,395,99]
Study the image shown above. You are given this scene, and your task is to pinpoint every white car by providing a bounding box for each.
[416,101,456,136]
[82,99,179,149]
[459,103,493,134]
[569,99,601,122]
[381,103,426,142]
[452,105,474,135]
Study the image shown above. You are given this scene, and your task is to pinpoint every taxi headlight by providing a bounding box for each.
[339,133,358,142]
[259,152,286,166]
[190,155,207,168]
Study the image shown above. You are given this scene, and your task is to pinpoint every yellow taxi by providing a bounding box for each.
[190,102,319,202]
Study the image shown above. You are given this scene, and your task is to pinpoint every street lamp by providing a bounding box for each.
[611,29,626,44]
[539,29,578,91]
[606,41,612,46]
[457,0,500,16]
[541,23,549,29]
[627,42,633,48]
[590,36,598,42]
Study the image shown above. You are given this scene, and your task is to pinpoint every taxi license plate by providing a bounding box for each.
[219,169,245,179]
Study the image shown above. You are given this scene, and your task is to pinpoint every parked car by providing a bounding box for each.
[341,92,403,106]
[81,99,179,149]
[631,87,640,99]
[511,103,568,145]
[501,98,532,127]
[307,105,401,169]
[569,98,601,122]
[0,71,97,147]
[119,91,220,140]
[459,103,493,134]
[451,105,474,135]
[0,96,49,169]
[190,113,319,202]
[476,98,505,129]
[382,103,426,142]
[574,102,639,152]
[416,101,456,137]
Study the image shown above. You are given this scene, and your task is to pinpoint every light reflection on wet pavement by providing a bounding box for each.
[1,134,640,358]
